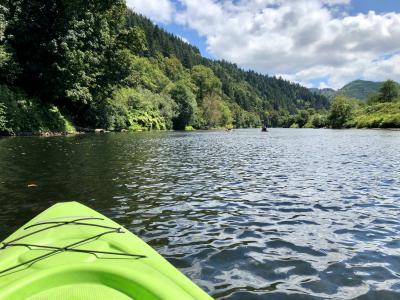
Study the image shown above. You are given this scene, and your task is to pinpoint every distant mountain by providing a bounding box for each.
[311,80,399,102]
[338,80,383,101]
[309,88,336,100]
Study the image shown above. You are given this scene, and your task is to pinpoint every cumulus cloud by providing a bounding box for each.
[130,0,400,88]
[126,0,175,23]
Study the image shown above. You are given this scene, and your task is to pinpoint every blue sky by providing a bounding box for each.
[127,0,400,89]
[349,0,400,14]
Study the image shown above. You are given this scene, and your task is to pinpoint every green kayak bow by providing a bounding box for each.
[0,202,213,300]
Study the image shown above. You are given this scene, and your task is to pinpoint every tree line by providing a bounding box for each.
[287,80,400,129]
[1,0,331,135]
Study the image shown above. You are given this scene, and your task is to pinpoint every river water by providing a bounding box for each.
[0,129,399,299]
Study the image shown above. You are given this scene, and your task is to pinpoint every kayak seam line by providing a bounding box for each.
[4,218,120,245]
[0,229,146,276]
[24,217,105,230]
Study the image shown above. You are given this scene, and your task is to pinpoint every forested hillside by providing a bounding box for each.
[309,88,336,100]
[1,1,329,135]
[126,11,329,119]
[299,80,400,129]
[339,80,384,102]
[311,80,400,102]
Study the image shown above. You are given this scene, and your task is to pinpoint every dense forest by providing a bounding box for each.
[0,1,330,135]
[0,1,398,135]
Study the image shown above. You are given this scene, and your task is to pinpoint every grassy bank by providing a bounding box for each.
[349,102,400,128]
[287,81,400,129]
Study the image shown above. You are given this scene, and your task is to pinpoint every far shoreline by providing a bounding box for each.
[2,127,400,138]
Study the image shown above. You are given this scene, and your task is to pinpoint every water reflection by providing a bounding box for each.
[0,129,399,299]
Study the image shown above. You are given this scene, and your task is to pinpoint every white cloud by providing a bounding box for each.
[174,0,400,88]
[127,0,175,23]
[127,0,400,89]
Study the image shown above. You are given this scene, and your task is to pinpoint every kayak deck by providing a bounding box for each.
[0,202,213,300]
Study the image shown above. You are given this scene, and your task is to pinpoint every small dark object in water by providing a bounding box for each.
[262,126,268,132]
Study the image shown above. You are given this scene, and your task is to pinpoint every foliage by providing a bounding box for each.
[191,65,222,102]
[193,93,233,129]
[338,80,384,102]
[6,0,127,108]
[201,93,223,129]
[3,2,399,133]
[118,26,148,56]
[294,110,310,128]
[313,80,400,103]
[376,80,399,103]
[125,10,202,66]
[220,101,233,127]
[309,113,329,128]
[0,85,75,134]
[0,4,19,84]
[169,80,197,130]
[280,94,400,129]
[105,87,177,131]
[124,55,171,93]
[230,103,261,128]
[184,125,194,131]
[125,11,330,117]
[162,56,186,81]
[348,101,400,128]
[328,95,358,129]
[0,102,7,131]
[310,88,336,100]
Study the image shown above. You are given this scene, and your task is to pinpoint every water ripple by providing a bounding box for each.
[0,129,399,299]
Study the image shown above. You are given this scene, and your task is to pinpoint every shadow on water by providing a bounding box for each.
[0,129,400,299]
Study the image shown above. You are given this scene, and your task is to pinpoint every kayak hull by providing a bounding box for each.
[0,202,213,300]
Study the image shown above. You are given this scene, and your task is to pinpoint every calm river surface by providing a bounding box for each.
[0,129,400,299]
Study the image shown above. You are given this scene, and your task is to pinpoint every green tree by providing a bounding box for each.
[220,101,233,127]
[125,55,171,93]
[0,102,7,132]
[105,87,177,131]
[0,84,74,134]
[191,65,222,101]
[118,26,148,56]
[0,3,8,71]
[169,80,197,130]
[162,55,185,81]
[7,0,127,111]
[202,93,223,128]
[329,95,357,128]
[294,110,310,128]
[378,80,399,103]
[0,3,19,84]
[310,113,328,128]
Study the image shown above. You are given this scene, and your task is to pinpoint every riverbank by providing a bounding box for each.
[285,98,400,129]
[1,85,399,137]
[0,127,115,137]
[3,126,400,138]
